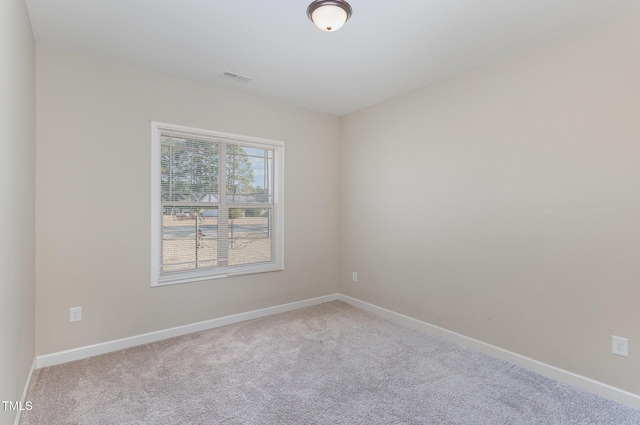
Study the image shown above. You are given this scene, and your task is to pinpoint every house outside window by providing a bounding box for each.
[151,122,284,286]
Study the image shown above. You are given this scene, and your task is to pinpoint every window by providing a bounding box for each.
[151,122,284,286]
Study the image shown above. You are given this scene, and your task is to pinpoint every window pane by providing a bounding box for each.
[161,207,218,273]
[228,208,272,266]
[226,145,273,203]
[161,137,219,203]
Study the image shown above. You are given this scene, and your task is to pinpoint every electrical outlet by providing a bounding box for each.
[70,307,82,323]
[612,336,628,357]
[352,272,358,282]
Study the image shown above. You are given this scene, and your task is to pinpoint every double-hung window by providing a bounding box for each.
[151,122,284,286]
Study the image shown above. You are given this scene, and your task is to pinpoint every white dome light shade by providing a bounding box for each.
[312,5,347,32]
[307,0,352,32]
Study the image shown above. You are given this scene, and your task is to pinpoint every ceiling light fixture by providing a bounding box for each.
[307,0,352,33]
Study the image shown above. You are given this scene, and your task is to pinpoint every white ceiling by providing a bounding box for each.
[25,0,640,116]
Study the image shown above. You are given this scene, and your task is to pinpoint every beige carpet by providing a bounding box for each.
[21,301,640,424]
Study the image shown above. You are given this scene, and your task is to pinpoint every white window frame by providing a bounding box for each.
[151,121,284,287]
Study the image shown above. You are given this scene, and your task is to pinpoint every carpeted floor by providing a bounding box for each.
[21,301,640,424]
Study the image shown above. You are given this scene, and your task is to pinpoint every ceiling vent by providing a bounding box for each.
[221,71,252,83]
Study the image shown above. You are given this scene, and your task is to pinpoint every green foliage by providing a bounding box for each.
[161,138,219,202]
[243,208,262,217]
[161,139,256,203]
[226,145,255,196]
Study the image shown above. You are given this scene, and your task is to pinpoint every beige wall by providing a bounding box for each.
[0,0,36,424]
[340,12,640,393]
[35,45,341,355]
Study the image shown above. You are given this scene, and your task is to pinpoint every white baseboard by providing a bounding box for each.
[336,294,640,411]
[14,358,36,425]
[34,292,640,411]
[36,294,340,369]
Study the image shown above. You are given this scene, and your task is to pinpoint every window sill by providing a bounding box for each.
[152,263,284,287]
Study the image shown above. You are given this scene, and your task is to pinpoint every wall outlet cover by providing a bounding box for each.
[612,335,628,357]
[70,307,82,323]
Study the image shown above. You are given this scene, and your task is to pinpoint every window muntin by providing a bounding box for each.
[151,122,283,286]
